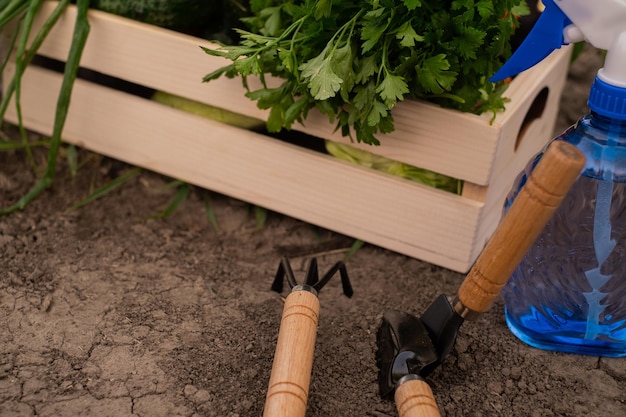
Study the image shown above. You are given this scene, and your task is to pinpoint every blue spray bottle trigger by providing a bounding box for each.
[490,0,571,82]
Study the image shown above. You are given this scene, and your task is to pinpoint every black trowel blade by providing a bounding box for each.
[419,294,465,374]
[376,309,438,398]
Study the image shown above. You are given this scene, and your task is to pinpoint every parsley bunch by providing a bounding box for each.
[204,0,530,145]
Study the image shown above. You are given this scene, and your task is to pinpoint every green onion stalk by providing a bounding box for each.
[0,0,90,215]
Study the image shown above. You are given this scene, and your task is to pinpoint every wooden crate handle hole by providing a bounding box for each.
[515,86,549,151]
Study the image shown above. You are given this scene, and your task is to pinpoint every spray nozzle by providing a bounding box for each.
[490,0,571,82]
[492,0,626,85]
[491,0,626,119]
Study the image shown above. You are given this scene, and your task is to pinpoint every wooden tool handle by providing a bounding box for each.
[263,289,320,417]
[395,378,441,417]
[458,140,585,314]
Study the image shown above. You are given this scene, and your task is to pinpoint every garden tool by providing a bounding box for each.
[376,140,586,416]
[263,257,353,417]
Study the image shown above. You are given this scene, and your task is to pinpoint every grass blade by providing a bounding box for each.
[203,192,220,231]
[0,12,22,76]
[71,167,141,210]
[162,179,185,189]
[151,183,190,219]
[13,0,47,172]
[44,0,89,179]
[254,205,267,229]
[343,239,364,262]
[0,0,71,124]
[0,0,28,28]
[0,138,48,150]
[65,144,78,177]
[1,0,87,215]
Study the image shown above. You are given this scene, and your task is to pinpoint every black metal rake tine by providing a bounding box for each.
[271,257,298,293]
[271,262,285,293]
[313,261,353,297]
[283,258,298,290]
[338,262,353,297]
[273,257,353,297]
[305,258,319,287]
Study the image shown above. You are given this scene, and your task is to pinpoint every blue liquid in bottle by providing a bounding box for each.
[503,111,626,357]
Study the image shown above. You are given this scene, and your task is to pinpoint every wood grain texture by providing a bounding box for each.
[458,141,586,313]
[263,290,320,417]
[395,378,441,417]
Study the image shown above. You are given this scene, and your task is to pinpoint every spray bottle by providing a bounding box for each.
[490,0,626,357]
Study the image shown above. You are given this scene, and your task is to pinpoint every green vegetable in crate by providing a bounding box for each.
[151,91,264,130]
[90,0,218,31]
[325,142,462,194]
[203,0,530,145]
[151,91,460,194]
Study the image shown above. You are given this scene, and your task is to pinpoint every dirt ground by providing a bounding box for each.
[1,46,625,417]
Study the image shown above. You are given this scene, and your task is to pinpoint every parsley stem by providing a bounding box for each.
[377,37,393,84]
[328,10,364,56]
[276,14,307,44]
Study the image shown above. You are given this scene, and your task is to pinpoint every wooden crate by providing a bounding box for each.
[1,3,572,272]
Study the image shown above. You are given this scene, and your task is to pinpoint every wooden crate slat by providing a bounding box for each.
[4,63,483,271]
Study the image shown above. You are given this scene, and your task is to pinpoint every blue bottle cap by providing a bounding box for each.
[588,76,626,120]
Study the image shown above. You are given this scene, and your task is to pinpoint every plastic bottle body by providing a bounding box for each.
[503,113,626,357]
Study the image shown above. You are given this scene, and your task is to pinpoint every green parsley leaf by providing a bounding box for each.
[300,54,343,100]
[395,21,423,48]
[267,104,285,132]
[376,72,409,107]
[402,0,422,11]
[314,0,333,19]
[284,97,310,127]
[361,9,391,53]
[204,0,531,145]
[278,48,296,72]
[417,54,457,94]
[355,54,378,84]
[353,81,376,111]
[367,100,388,127]
[511,2,531,17]
[245,86,285,109]
[259,7,282,36]
[452,26,485,59]
[476,1,494,19]
[332,42,355,100]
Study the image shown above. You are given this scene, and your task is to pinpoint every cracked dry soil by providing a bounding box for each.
[1,46,626,417]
